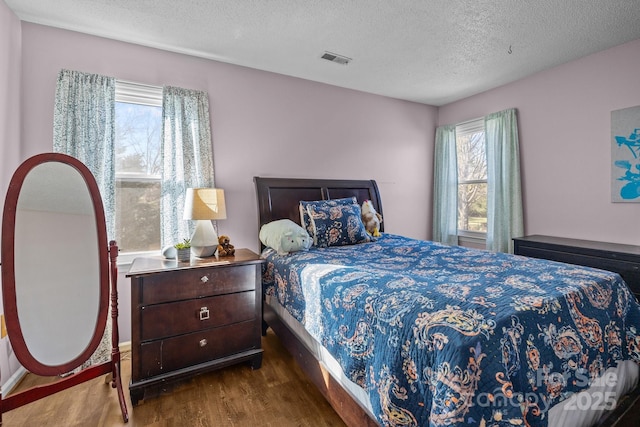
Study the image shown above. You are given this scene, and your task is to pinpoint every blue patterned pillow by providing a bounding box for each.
[306,202,371,247]
[299,197,358,238]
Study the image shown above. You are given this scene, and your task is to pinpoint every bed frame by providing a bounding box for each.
[253,176,640,427]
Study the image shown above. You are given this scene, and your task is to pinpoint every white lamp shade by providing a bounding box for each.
[183,188,226,220]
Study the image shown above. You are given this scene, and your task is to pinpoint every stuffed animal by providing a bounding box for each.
[259,219,312,255]
[361,200,383,237]
[217,235,235,257]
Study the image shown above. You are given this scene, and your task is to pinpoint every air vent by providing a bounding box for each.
[321,51,351,65]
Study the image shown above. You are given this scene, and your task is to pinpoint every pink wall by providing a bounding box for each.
[0,2,21,206]
[439,38,640,246]
[0,0,22,390]
[20,23,436,250]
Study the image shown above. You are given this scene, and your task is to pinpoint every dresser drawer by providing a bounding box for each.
[139,320,257,378]
[514,235,640,298]
[140,264,256,304]
[517,246,637,272]
[140,291,256,341]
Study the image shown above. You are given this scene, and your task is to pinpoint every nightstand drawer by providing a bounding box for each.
[139,320,256,377]
[140,264,255,304]
[140,291,256,341]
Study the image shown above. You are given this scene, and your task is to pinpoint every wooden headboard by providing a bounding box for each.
[254,176,384,235]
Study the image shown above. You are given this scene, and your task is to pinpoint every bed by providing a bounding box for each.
[254,176,640,427]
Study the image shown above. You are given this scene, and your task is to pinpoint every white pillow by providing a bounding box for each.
[259,219,312,255]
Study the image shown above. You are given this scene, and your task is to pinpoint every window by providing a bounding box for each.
[456,119,487,235]
[434,109,521,251]
[114,81,163,254]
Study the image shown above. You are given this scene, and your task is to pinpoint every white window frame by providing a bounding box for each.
[455,118,487,245]
[114,80,163,265]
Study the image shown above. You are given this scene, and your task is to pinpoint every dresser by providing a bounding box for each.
[513,235,640,298]
[126,248,264,404]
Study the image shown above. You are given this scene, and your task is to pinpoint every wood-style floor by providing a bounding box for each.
[1,330,346,427]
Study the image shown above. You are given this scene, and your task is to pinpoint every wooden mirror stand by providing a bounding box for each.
[0,153,128,423]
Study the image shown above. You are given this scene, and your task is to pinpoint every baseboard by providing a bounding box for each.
[119,341,131,353]
[2,366,27,396]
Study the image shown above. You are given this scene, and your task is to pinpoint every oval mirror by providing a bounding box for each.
[1,153,109,376]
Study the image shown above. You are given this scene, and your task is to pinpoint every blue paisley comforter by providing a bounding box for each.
[261,234,640,427]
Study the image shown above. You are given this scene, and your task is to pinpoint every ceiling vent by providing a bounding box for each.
[321,51,351,65]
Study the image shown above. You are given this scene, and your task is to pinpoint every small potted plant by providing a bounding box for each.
[174,239,191,262]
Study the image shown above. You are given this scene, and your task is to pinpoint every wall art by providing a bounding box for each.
[612,105,640,202]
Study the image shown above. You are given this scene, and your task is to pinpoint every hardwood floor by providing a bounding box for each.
[1,330,346,427]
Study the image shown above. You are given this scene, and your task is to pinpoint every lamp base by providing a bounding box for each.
[190,220,218,258]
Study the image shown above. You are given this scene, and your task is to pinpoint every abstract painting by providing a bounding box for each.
[611,105,640,202]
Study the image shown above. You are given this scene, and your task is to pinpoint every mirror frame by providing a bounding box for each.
[1,152,110,376]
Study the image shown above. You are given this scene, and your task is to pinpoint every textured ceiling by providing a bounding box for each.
[5,0,640,105]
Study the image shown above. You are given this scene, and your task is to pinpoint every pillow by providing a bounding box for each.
[259,219,312,255]
[299,197,358,237]
[306,202,371,247]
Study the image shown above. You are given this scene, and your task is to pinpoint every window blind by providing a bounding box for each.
[115,80,162,106]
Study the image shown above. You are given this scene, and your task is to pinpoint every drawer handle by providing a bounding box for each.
[200,275,209,283]
[199,339,208,347]
[199,307,210,321]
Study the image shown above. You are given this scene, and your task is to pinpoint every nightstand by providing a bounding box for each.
[126,248,264,405]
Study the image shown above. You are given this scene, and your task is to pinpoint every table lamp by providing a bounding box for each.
[183,188,227,257]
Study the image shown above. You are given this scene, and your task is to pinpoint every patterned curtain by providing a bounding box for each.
[52,69,115,369]
[432,124,458,245]
[485,108,524,253]
[161,86,214,248]
[53,69,116,240]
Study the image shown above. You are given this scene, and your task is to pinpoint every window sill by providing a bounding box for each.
[457,232,486,249]
[116,250,159,268]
